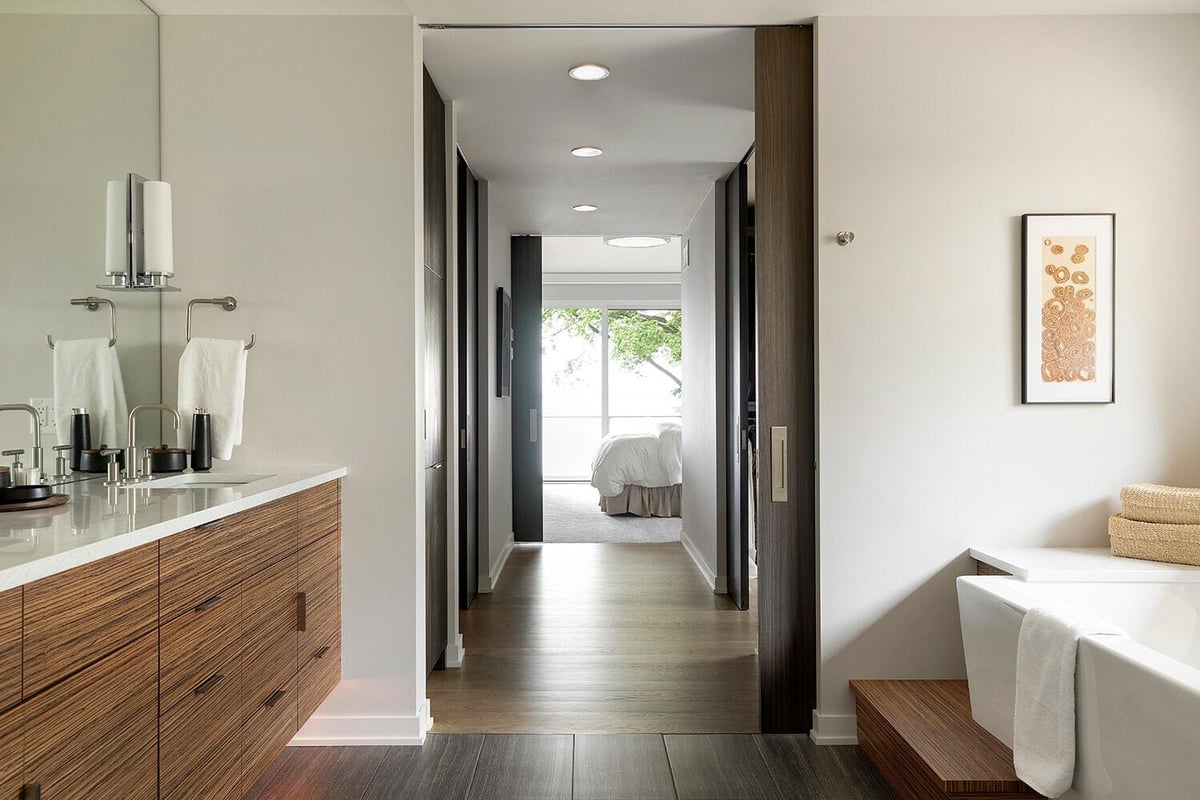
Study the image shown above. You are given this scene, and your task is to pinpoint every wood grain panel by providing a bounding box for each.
[231,494,298,583]
[241,554,299,722]
[239,674,299,800]
[0,703,20,800]
[424,67,447,278]
[298,632,340,728]
[426,269,448,468]
[23,541,157,696]
[664,734,784,800]
[298,528,339,660]
[975,560,1012,577]
[0,586,20,710]
[754,25,817,734]
[23,633,158,800]
[160,654,243,800]
[297,480,339,550]
[161,514,249,623]
[159,581,243,713]
[850,680,1039,799]
[426,463,447,672]
[509,235,543,542]
[574,734,677,800]
[467,734,574,800]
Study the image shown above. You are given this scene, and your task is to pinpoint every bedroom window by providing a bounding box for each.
[543,305,683,480]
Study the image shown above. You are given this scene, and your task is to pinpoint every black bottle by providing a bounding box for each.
[69,407,92,471]
[190,408,213,472]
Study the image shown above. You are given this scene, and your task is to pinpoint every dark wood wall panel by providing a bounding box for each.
[510,236,543,542]
[0,587,20,711]
[725,162,752,613]
[423,67,447,279]
[754,25,817,733]
[458,151,480,608]
[426,463,448,671]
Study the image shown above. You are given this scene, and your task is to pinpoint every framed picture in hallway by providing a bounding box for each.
[497,287,512,397]
[1021,213,1116,404]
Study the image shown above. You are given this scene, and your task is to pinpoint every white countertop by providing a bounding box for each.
[969,545,1200,582]
[0,465,346,592]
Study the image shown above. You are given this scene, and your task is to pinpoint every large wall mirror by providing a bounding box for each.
[0,0,162,480]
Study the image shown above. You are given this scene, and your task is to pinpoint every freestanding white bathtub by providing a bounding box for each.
[958,576,1200,799]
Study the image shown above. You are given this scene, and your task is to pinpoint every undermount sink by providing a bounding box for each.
[132,473,274,489]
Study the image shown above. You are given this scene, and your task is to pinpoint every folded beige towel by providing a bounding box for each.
[1121,484,1200,525]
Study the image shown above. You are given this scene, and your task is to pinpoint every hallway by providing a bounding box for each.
[426,543,758,733]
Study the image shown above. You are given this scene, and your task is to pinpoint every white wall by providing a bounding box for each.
[160,14,430,743]
[543,276,681,307]
[680,184,727,589]
[477,181,514,591]
[814,15,1200,742]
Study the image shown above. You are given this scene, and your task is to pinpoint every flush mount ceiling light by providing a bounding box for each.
[603,236,671,249]
[568,63,611,81]
[573,204,599,212]
[571,146,604,158]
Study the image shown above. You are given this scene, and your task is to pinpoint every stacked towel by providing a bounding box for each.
[178,337,247,461]
[1120,483,1200,525]
[1014,606,1126,798]
[52,338,128,446]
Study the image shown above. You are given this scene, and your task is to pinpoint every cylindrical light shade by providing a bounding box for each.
[105,180,127,276]
[143,180,174,276]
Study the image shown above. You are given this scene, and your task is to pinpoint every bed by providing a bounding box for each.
[590,424,682,517]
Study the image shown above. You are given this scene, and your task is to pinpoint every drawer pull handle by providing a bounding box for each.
[297,591,307,632]
[196,517,226,530]
[193,673,225,696]
[315,645,331,659]
[22,784,41,800]
[265,688,288,708]
[194,594,223,613]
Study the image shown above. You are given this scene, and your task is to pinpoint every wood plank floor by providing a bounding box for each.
[245,734,897,800]
[427,543,760,734]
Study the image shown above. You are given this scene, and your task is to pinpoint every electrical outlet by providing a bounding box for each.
[28,397,55,436]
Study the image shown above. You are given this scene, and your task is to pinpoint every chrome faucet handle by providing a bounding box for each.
[52,445,71,481]
[1,449,23,459]
[100,449,122,486]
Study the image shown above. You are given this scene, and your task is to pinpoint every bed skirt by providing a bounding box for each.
[599,484,682,518]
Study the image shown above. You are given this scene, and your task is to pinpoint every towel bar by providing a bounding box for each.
[47,297,117,349]
[186,296,256,351]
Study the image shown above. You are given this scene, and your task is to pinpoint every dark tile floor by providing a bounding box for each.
[245,733,897,800]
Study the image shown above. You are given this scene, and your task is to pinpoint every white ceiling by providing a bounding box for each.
[425,27,755,235]
[142,0,1200,19]
[543,236,682,274]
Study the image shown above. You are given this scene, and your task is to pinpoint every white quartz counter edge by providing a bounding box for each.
[0,466,347,592]
[969,545,1200,582]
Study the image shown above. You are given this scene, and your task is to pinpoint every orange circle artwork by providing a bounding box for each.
[1041,237,1097,383]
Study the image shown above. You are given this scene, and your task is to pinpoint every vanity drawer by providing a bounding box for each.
[239,674,298,799]
[23,541,158,696]
[234,494,299,581]
[0,587,20,710]
[159,655,244,800]
[240,553,298,721]
[299,632,340,728]
[297,529,340,662]
[160,582,243,713]
[0,703,20,800]
[298,480,339,549]
[160,514,248,623]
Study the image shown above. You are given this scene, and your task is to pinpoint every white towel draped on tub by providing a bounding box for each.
[1014,606,1126,798]
[53,338,129,446]
[178,337,247,461]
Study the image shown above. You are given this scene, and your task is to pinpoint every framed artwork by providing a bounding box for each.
[496,287,512,397]
[1021,213,1115,404]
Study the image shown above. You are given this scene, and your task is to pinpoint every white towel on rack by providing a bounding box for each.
[52,338,128,447]
[178,337,248,461]
[1014,605,1126,798]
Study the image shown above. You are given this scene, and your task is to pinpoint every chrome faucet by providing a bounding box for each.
[0,404,44,477]
[126,403,181,483]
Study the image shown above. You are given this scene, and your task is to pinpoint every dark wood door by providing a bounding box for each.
[755,25,816,733]
[457,151,479,608]
[725,161,752,612]
[423,67,447,279]
[425,463,447,672]
[425,271,447,468]
[510,236,543,542]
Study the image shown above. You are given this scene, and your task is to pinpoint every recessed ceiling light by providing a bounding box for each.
[573,204,599,212]
[571,146,604,158]
[603,236,671,249]
[569,64,610,81]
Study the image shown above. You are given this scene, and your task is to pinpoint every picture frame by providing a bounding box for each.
[496,287,512,398]
[1021,213,1116,404]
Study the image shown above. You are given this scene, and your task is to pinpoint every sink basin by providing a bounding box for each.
[131,473,274,489]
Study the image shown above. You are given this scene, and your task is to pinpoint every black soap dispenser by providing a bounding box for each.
[69,407,92,471]
[190,408,213,472]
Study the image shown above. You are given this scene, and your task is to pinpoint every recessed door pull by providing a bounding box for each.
[315,645,332,659]
[770,426,788,503]
[193,673,224,696]
[193,594,223,613]
[265,689,288,708]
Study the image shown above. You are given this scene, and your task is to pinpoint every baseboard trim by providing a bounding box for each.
[478,533,515,594]
[444,633,465,668]
[811,710,859,745]
[680,531,717,592]
[291,697,432,746]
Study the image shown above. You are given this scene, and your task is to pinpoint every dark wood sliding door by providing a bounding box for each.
[510,236,543,542]
[754,26,816,733]
[725,160,753,613]
[457,150,479,609]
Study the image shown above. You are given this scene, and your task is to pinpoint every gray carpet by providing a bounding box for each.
[543,483,683,544]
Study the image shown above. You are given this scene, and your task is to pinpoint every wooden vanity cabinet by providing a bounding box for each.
[0,703,20,800]
[0,587,20,712]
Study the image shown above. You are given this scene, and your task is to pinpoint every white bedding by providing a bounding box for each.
[590,424,683,498]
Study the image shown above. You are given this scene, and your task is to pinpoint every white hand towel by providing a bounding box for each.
[178,337,248,461]
[52,338,129,447]
[1014,606,1126,798]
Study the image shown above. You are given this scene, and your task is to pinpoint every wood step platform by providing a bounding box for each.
[850,680,1043,800]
